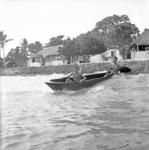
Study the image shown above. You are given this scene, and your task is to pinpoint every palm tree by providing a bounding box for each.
[0,31,13,65]
[20,38,28,58]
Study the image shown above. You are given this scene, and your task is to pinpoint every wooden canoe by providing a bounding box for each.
[45,71,113,91]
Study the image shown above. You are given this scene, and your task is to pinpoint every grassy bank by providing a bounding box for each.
[0,60,149,76]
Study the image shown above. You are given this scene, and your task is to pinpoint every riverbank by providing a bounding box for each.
[0,60,149,76]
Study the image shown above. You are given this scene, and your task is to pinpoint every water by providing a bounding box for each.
[1,74,149,150]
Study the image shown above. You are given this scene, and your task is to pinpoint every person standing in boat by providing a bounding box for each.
[110,56,121,74]
[66,65,86,82]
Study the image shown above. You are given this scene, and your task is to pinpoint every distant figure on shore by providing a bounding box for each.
[66,65,86,82]
[110,56,121,74]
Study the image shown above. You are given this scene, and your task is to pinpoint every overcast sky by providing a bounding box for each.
[0,0,149,54]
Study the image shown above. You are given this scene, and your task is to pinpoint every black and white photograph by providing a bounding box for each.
[0,0,149,150]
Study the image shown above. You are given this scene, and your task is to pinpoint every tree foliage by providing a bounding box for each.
[61,38,80,56]
[28,41,43,54]
[61,15,138,59]
[77,33,106,55]
[93,14,139,58]
[6,47,27,67]
[4,14,141,66]
[45,35,64,47]
[0,31,13,65]
[60,33,107,57]
[95,15,139,45]
[95,15,130,33]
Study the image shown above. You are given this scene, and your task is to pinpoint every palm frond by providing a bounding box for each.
[5,39,13,43]
[3,34,7,41]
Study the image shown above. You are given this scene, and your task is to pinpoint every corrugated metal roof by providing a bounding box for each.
[35,45,63,57]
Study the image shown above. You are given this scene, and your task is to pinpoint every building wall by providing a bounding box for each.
[1,60,149,75]
[131,51,149,60]
[60,55,90,64]
[45,55,63,66]
[78,55,90,63]
[90,54,105,63]
[115,50,123,60]
[46,55,57,62]
[90,49,123,63]
[104,49,123,61]
[28,57,41,67]
[45,60,63,66]
[28,55,64,66]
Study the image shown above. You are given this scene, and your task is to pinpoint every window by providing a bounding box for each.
[111,51,116,57]
[32,58,35,62]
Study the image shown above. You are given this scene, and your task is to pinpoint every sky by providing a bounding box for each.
[0,0,149,55]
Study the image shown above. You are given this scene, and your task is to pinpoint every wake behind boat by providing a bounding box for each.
[45,71,113,91]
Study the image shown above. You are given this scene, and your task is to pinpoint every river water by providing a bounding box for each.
[1,73,149,150]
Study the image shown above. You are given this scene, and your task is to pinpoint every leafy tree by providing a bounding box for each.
[95,15,130,32]
[28,41,43,54]
[93,14,139,58]
[60,33,107,63]
[60,38,77,57]
[109,23,139,47]
[45,35,64,47]
[6,46,27,67]
[0,31,13,65]
[76,33,107,55]
[6,47,19,63]
[6,39,43,67]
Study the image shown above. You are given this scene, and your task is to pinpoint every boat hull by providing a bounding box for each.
[45,72,113,91]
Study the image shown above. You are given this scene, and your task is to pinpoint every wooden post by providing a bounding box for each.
[0,42,2,58]
[136,34,139,51]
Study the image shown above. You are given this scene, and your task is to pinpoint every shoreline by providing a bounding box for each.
[0,60,149,76]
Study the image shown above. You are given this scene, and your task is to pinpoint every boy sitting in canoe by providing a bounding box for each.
[66,65,86,82]
[109,56,131,74]
[110,56,121,74]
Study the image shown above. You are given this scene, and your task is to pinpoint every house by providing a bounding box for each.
[28,45,64,67]
[66,55,90,64]
[131,29,149,60]
[104,48,123,61]
[27,53,41,67]
[28,44,123,66]
[90,48,123,63]
[90,54,105,63]
[28,45,91,66]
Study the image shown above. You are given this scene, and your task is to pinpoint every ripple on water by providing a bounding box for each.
[1,74,149,150]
